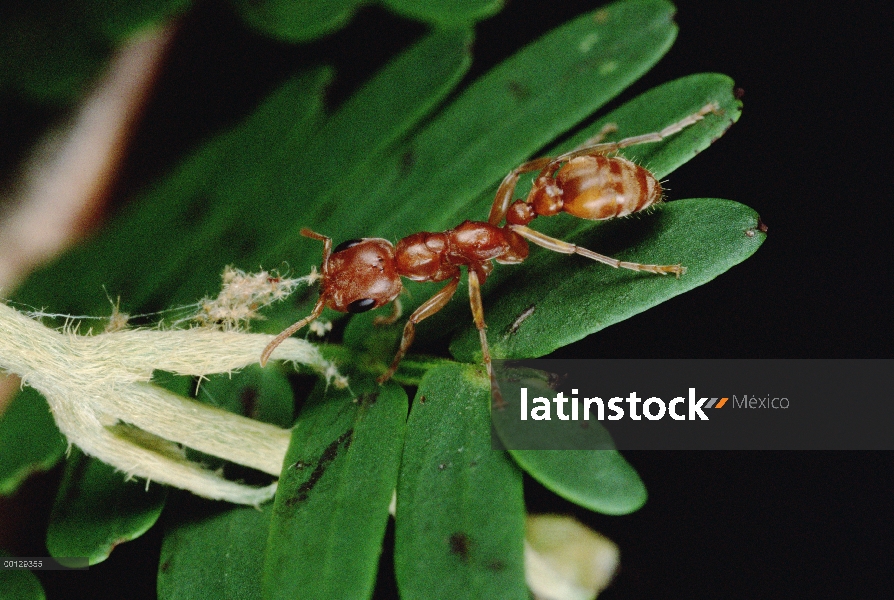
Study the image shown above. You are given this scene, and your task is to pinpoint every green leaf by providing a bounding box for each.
[14,28,472,316]
[199,365,294,428]
[395,364,526,599]
[158,500,270,600]
[383,0,504,25]
[229,0,363,42]
[14,67,332,314]
[0,550,46,600]
[263,380,407,599]
[84,0,193,42]
[451,198,765,361]
[46,449,167,565]
[488,363,646,514]
[446,73,755,361]
[342,0,678,241]
[340,0,678,350]
[514,449,647,515]
[0,388,66,495]
[0,1,192,102]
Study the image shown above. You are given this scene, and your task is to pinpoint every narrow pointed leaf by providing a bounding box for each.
[0,550,46,600]
[0,0,192,102]
[263,381,407,600]
[158,500,270,600]
[447,73,753,360]
[199,365,294,428]
[341,0,678,350]
[340,0,678,243]
[13,67,332,314]
[230,0,362,42]
[395,364,526,599]
[489,364,646,514]
[46,449,167,565]
[451,198,765,361]
[0,388,66,495]
[515,449,647,515]
[383,0,503,25]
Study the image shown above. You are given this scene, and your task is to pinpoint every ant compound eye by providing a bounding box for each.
[334,239,364,254]
[346,298,376,313]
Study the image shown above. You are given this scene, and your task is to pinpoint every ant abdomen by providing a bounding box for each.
[531,155,662,221]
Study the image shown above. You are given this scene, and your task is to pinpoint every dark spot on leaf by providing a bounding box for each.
[360,391,379,406]
[506,80,531,101]
[469,460,477,467]
[288,429,353,505]
[240,386,259,418]
[160,560,171,573]
[400,149,416,177]
[546,372,567,390]
[59,454,90,508]
[183,194,211,226]
[486,559,506,572]
[438,463,447,471]
[449,533,471,562]
[419,395,426,404]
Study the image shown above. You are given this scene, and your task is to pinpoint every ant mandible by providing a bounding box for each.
[261,103,721,407]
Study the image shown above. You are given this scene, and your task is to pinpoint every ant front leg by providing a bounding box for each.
[260,296,327,365]
[373,297,402,326]
[377,275,460,384]
[510,225,685,277]
[260,228,332,366]
[467,268,506,410]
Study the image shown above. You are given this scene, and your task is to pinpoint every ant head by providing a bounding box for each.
[321,238,402,313]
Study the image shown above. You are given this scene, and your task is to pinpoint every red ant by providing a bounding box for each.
[261,103,721,407]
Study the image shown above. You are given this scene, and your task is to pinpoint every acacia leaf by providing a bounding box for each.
[394,364,527,599]
[340,0,678,355]
[450,198,765,361]
[0,549,46,600]
[157,500,270,600]
[229,0,363,43]
[46,449,167,565]
[383,0,503,25]
[489,364,647,514]
[0,387,66,495]
[262,380,407,599]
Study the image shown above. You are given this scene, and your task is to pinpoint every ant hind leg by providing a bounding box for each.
[510,225,685,277]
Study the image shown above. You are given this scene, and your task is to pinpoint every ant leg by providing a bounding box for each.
[377,275,460,384]
[488,156,554,225]
[299,228,333,266]
[510,224,685,277]
[467,269,506,410]
[373,297,402,326]
[555,102,721,162]
[260,296,326,365]
[570,122,619,152]
[260,229,332,366]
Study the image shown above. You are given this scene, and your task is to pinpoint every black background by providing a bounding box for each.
[19,0,893,598]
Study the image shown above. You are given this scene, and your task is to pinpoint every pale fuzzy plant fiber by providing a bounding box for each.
[0,301,341,505]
